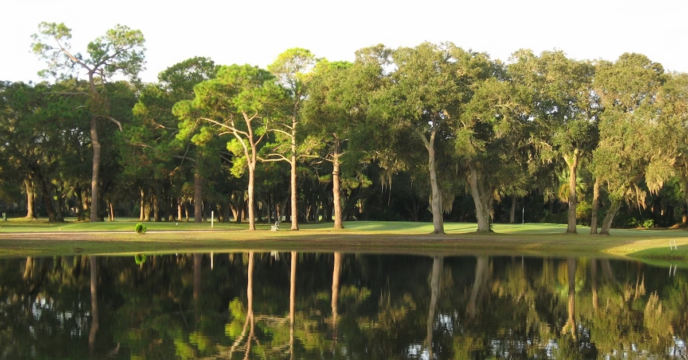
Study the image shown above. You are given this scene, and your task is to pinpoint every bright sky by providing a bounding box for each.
[3,0,687,83]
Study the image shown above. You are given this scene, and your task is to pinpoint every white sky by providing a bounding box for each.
[3,0,687,83]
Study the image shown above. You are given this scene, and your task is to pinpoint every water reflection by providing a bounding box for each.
[0,253,686,359]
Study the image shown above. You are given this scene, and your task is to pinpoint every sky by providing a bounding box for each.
[2,0,687,83]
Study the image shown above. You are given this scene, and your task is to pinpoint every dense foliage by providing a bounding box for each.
[2,22,688,233]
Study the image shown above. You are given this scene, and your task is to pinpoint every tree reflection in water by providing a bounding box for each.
[0,253,685,359]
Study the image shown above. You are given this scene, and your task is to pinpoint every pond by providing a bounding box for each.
[1,252,686,359]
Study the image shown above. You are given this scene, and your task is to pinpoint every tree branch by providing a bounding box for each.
[101,115,123,131]
[258,154,291,163]
[270,128,294,138]
[200,117,250,138]
[173,155,196,164]
[414,128,430,149]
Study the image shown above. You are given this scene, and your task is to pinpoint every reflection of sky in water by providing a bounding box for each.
[668,336,687,358]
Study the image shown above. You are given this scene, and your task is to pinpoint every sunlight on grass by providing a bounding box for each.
[2,218,688,240]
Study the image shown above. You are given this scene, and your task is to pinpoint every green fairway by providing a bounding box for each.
[2,217,686,237]
[1,218,687,264]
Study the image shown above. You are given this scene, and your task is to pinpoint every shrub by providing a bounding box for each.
[134,254,147,265]
[135,223,147,234]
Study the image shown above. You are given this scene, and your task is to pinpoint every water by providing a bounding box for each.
[0,253,686,359]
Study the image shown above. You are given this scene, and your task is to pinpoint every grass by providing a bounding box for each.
[1,217,687,264]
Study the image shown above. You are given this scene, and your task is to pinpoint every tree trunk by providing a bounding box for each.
[591,260,598,311]
[168,195,174,221]
[564,258,576,339]
[290,251,297,357]
[143,194,151,221]
[247,251,254,315]
[290,132,299,230]
[23,257,33,280]
[248,165,256,230]
[332,252,341,325]
[89,256,99,357]
[509,195,517,224]
[290,251,297,328]
[37,176,57,222]
[54,183,65,222]
[139,189,145,221]
[223,201,231,223]
[90,115,101,223]
[426,256,443,358]
[323,200,332,222]
[153,193,161,222]
[600,199,621,235]
[241,198,247,222]
[76,184,84,221]
[177,198,183,221]
[424,131,444,234]
[184,202,189,222]
[565,152,579,234]
[468,168,494,233]
[333,140,344,229]
[193,254,201,302]
[24,178,36,219]
[467,256,489,318]
[230,203,239,223]
[194,171,202,223]
[590,178,600,234]
[108,200,115,222]
[314,200,321,223]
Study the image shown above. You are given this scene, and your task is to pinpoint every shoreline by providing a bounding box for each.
[1,229,686,265]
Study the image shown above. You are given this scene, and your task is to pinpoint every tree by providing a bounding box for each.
[265,48,317,230]
[303,55,383,229]
[457,57,533,232]
[656,73,688,227]
[127,57,218,223]
[593,54,668,235]
[379,43,491,234]
[32,22,145,222]
[511,50,598,234]
[176,65,283,230]
[0,81,91,222]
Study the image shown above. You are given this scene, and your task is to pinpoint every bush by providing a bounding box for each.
[135,223,147,234]
[135,254,147,265]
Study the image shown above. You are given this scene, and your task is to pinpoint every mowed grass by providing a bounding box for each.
[3,217,685,236]
[1,217,687,263]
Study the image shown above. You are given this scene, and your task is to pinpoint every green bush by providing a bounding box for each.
[135,223,147,234]
[134,254,147,265]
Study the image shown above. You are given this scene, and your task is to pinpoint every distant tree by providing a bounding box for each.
[511,50,598,234]
[127,57,217,223]
[0,81,90,222]
[656,73,688,227]
[458,60,534,232]
[593,53,668,234]
[265,48,317,230]
[31,22,145,222]
[303,53,385,229]
[378,43,492,234]
[176,65,284,230]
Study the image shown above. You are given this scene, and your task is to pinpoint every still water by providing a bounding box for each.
[1,253,686,359]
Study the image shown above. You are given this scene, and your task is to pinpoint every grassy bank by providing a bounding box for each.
[0,218,686,263]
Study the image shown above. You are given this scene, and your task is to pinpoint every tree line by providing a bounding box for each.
[1,22,687,234]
